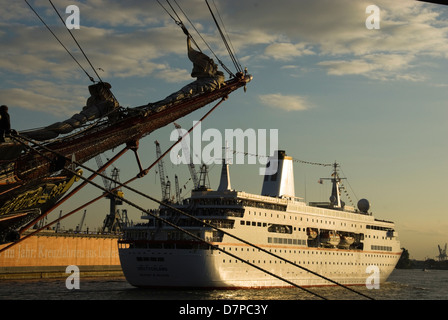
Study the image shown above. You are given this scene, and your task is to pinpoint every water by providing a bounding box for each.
[1,269,447,301]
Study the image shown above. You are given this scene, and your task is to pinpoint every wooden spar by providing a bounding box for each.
[14,73,251,182]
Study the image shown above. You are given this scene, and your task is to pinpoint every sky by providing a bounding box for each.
[1,0,447,260]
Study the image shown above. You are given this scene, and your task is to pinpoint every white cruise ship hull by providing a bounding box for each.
[119,242,401,288]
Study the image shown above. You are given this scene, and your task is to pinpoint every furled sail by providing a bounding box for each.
[21,36,227,141]
[145,36,226,113]
[22,82,119,141]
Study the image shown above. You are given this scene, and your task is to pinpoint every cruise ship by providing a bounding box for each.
[118,151,402,289]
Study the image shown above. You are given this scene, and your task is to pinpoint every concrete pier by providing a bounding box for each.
[0,230,123,280]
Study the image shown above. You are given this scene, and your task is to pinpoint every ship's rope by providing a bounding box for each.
[18,1,369,298]
[198,148,333,167]
[23,0,95,83]
[156,0,202,52]
[210,0,242,73]
[205,0,243,74]
[48,0,104,84]
[18,107,122,146]
[157,0,237,78]
[339,166,359,206]
[10,134,327,300]
[230,150,334,167]
[3,98,227,246]
[10,135,374,300]
[25,0,120,104]
[225,149,359,207]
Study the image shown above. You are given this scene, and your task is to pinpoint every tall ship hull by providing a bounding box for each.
[118,151,402,289]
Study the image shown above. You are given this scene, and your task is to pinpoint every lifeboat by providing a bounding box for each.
[320,230,340,248]
[338,234,355,249]
[307,227,318,240]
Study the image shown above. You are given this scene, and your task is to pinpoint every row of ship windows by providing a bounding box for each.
[221,259,396,267]
[366,224,393,231]
[371,245,393,252]
[132,256,395,267]
[193,199,286,212]
[268,237,307,245]
[240,220,301,231]
[132,256,395,269]
[136,257,164,262]
[218,247,395,258]
[366,234,392,240]
[246,211,373,230]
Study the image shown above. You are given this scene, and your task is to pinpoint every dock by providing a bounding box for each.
[0,230,123,280]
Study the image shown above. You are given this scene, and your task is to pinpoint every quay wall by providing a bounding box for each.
[0,231,122,279]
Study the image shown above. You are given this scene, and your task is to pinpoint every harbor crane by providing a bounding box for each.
[173,123,200,189]
[96,155,129,233]
[437,243,447,261]
[75,210,87,233]
[175,174,181,204]
[155,141,171,202]
[173,123,211,190]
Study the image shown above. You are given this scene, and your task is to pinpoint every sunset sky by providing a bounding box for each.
[1,0,447,260]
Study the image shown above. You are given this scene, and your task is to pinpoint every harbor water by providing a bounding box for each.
[1,268,447,300]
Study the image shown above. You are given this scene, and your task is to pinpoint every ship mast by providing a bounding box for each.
[320,162,345,209]
[330,162,342,208]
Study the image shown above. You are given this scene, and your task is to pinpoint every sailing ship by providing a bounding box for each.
[118,151,402,290]
[0,1,251,245]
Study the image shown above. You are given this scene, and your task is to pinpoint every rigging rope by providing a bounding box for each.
[10,134,326,300]
[156,0,202,52]
[205,0,243,74]
[226,149,333,167]
[340,166,359,204]
[48,0,104,84]
[210,0,242,72]
[158,0,236,78]
[23,0,95,82]
[26,0,120,107]
[10,131,374,300]
[17,2,366,298]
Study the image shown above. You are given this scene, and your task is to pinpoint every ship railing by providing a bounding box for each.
[237,191,290,205]
[302,205,375,222]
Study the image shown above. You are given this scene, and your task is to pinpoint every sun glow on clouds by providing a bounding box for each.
[264,42,314,61]
[258,93,310,112]
[2,0,448,115]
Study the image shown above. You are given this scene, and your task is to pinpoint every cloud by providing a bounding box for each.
[264,42,314,61]
[0,80,86,118]
[318,59,376,76]
[154,66,192,83]
[317,53,426,81]
[2,0,448,118]
[0,19,193,113]
[223,0,448,81]
[258,93,311,112]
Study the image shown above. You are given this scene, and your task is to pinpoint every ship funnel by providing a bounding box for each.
[261,150,295,198]
[217,158,231,191]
